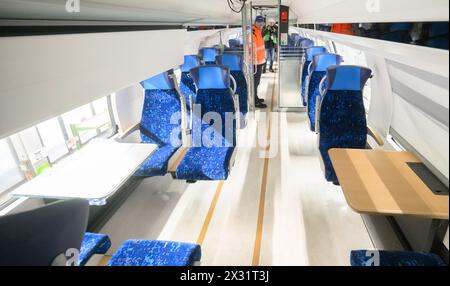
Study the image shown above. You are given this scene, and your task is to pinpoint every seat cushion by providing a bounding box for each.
[350,250,446,267]
[79,233,111,266]
[107,240,202,266]
[134,145,179,177]
[176,147,235,181]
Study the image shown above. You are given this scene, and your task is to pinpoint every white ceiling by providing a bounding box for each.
[0,0,448,25]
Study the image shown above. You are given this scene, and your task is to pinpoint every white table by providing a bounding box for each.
[10,140,157,205]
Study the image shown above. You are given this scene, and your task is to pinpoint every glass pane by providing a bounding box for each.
[37,117,69,163]
[93,97,108,115]
[62,104,97,145]
[0,139,24,194]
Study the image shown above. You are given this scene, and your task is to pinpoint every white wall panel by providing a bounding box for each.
[391,95,449,180]
[291,0,449,24]
[0,29,186,139]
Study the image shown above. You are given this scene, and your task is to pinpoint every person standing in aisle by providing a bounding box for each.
[253,15,267,109]
[263,18,278,73]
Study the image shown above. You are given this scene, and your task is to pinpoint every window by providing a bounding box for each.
[37,117,68,163]
[0,95,116,208]
[0,139,24,196]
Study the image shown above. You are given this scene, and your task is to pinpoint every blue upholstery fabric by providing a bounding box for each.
[192,89,236,148]
[216,54,248,127]
[79,233,111,266]
[307,54,343,131]
[301,46,327,105]
[135,145,179,177]
[176,147,235,181]
[231,71,249,128]
[318,65,372,182]
[350,250,446,267]
[175,65,237,181]
[319,90,367,182]
[140,89,181,147]
[307,71,327,131]
[108,240,202,266]
[136,79,181,177]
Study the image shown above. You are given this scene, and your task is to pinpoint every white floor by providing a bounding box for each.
[100,71,374,266]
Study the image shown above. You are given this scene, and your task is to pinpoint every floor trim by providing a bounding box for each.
[252,73,277,266]
[196,181,225,246]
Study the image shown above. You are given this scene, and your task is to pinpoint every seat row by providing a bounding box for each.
[0,199,201,266]
[298,37,446,267]
[121,49,249,182]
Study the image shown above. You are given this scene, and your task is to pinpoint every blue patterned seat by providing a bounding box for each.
[135,70,182,177]
[180,55,201,110]
[350,250,446,267]
[306,53,343,132]
[200,47,220,65]
[108,240,201,266]
[216,53,248,128]
[301,46,327,106]
[79,232,111,266]
[318,66,372,183]
[176,65,237,181]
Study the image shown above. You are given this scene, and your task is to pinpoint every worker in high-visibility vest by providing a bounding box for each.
[253,15,267,109]
[263,19,278,73]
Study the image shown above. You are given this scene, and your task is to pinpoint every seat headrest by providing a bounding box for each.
[216,54,243,71]
[298,38,314,49]
[200,47,219,63]
[312,53,343,72]
[141,69,175,90]
[190,65,230,90]
[181,55,201,73]
[229,39,241,48]
[326,65,372,91]
[306,46,327,61]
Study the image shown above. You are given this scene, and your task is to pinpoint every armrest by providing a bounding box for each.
[315,96,321,134]
[118,123,140,141]
[367,126,385,146]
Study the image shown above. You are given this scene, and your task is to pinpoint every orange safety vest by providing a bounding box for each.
[252,25,266,65]
[331,24,353,35]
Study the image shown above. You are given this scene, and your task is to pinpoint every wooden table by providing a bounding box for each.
[10,139,157,206]
[329,149,449,219]
[329,149,449,252]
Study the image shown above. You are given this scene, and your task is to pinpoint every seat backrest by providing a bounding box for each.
[190,65,236,147]
[0,199,89,266]
[216,53,248,125]
[301,46,327,105]
[140,70,182,148]
[305,46,327,62]
[180,55,201,99]
[200,47,220,64]
[307,53,343,131]
[318,65,372,182]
